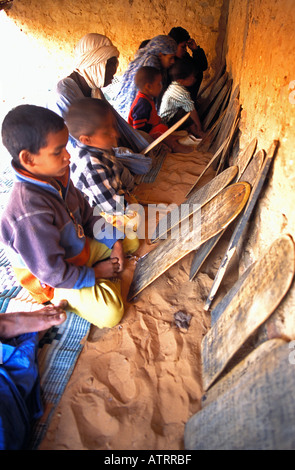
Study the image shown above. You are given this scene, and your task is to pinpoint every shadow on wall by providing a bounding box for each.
[214,0,230,74]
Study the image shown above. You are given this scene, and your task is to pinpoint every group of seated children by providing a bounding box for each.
[128,66,195,154]
[128,60,205,148]
[0,104,138,330]
[0,27,209,451]
[0,33,206,333]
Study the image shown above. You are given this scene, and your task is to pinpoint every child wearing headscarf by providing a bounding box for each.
[113,35,177,121]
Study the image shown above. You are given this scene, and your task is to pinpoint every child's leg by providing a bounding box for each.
[52,237,138,328]
[122,234,140,254]
[88,234,139,258]
[53,239,120,327]
[53,278,124,328]
[87,236,139,261]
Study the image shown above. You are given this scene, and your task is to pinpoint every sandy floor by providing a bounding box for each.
[39,142,223,450]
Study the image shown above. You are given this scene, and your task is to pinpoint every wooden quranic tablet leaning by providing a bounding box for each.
[128,182,251,301]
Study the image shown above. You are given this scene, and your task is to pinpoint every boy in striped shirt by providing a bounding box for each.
[159,60,205,138]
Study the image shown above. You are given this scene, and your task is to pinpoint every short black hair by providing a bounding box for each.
[169,27,190,45]
[65,98,113,141]
[1,104,65,165]
[170,59,195,81]
[134,66,162,90]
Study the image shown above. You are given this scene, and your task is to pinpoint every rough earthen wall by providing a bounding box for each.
[226,0,295,255]
[225,0,295,337]
[0,0,226,104]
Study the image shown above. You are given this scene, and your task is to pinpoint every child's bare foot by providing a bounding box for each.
[110,240,125,272]
[0,303,67,340]
[93,258,120,280]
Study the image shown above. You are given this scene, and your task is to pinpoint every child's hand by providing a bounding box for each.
[187,38,198,51]
[111,240,125,272]
[93,258,121,280]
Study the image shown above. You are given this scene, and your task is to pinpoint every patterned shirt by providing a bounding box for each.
[71,145,126,215]
[159,81,195,124]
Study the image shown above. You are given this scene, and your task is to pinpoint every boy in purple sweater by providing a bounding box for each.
[0,105,137,328]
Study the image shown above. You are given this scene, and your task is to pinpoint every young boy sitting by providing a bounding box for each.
[65,97,140,234]
[0,104,138,329]
[159,60,205,138]
[128,66,193,153]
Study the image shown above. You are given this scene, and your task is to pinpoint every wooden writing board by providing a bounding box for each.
[185,137,230,197]
[134,145,168,184]
[187,97,240,196]
[196,109,227,153]
[202,79,232,131]
[210,264,253,326]
[204,140,279,310]
[141,112,190,155]
[189,231,224,281]
[211,95,240,158]
[238,149,265,184]
[219,82,232,117]
[235,137,258,179]
[201,338,286,409]
[150,166,238,243]
[201,234,295,391]
[215,106,240,174]
[189,148,265,281]
[198,72,228,118]
[185,341,295,450]
[128,182,251,301]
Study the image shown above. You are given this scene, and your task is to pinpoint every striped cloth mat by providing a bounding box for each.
[0,165,90,449]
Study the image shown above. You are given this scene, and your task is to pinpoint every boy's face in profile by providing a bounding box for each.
[85,110,119,151]
[20,125,71,179]
[176,41,187,59]
[159,53,175,70]
[146,74,163,98]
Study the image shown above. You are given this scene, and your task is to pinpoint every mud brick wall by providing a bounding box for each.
[225,0,295,339]
[0,0,226,102]
[225,0,295,261]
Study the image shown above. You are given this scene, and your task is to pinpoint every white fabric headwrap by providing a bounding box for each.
[74,33,119,95]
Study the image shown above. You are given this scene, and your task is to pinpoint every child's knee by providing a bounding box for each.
[100,301,124,328]
[53,280,125,329]
[122,235,140,254]
[86,280,124,328]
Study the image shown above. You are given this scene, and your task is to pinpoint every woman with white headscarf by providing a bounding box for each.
[54,33,151,172]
